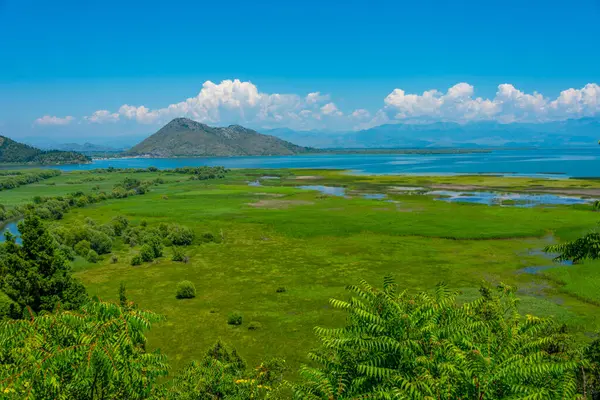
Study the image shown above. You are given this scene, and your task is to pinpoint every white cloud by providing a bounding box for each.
[351,109,371,119]
[320,102,342,116]
[85,110,120,123]
[38,80,600,132]
[382,82,600,124]
[34,115,75,126]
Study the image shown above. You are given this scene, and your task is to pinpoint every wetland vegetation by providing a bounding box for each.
[2,166,600,398]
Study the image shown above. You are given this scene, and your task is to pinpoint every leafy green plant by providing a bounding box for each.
[74,239,91,256]
[227,312,242,326]
[545,231,600,262]
[294,277,580,399]
[176,280,196,299]
[171,246,185,262]
[86,249,99,263]
[0,300,168,399]
[140,244,155,262]
[131,254,142,266]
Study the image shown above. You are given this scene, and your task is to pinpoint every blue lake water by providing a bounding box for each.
[54,148,600,178]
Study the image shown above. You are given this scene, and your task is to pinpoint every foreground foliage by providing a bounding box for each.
[295,277,581,399]
[0,301,168,399]
[546,231,600,262]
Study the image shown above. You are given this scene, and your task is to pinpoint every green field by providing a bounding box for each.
[3,168,600,377]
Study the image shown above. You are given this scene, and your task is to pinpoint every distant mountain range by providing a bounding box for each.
[42,142,123,153]
[126,118,310,157]
[263,117,600,148]
[0,136,90,165]
[15,117,600,153]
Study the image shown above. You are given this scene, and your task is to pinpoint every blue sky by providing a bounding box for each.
[0,0,599,142]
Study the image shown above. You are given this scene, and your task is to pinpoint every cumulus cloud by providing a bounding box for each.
[37,80,600,131]
[320,102,342,116]
[382,82,600,124]
[34,115,75,126]
[85,110,120,123]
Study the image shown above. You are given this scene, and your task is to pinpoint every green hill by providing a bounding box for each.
[126,118,310,157]
[0,136,90,165]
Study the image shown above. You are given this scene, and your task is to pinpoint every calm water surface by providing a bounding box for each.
[55,148,600,178]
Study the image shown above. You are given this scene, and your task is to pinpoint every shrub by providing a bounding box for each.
[86,249,99,263]
[74,240,91,257]
[247,321,262,330]
[140,244,155,262]
[88,230,112,254]
[130,255,142,266]
[227,312,242,326]
[167,225,195,246]
[143,233,163,258]
[171,247,185,262]
[111,215,129,236]
[176,281,196,299]
[276,287,286,293]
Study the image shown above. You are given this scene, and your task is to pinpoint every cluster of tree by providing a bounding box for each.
[50,216,129,263]
[0,169,61,191]
[0,135,90,165]
[89,166,229,179]
[125,221,196,265]
[0,177,163,226]
[170,166,229,180]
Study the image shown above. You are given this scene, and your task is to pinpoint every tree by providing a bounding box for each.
[545,231,600,262]
[294,277,580,400]
[0,300,168,399]
[0,215,87,317]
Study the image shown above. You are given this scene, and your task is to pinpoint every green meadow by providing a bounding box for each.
[3,168,600,377]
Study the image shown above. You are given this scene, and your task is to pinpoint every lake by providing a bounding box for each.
[55,148,600,178]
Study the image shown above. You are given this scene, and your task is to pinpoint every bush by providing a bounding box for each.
[276,287,286,293]
[172,247,185,262]
[167,224,195,246]
[74,240,91,257]
[140,244,155,262]
[111,215,129,236]
[247,321,262,330]
[176,281,196,299]
[88,230,112,254]
[143,233,163,258]
[130,255,142,266]
[86,249,99,263]
[227,312,242,326]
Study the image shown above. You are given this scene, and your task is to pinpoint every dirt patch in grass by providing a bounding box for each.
[294,175,323,180]
[247,199,315,209]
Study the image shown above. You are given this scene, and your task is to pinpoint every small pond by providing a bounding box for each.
[429,190,594,207]
[298,185,347,197]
